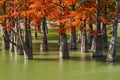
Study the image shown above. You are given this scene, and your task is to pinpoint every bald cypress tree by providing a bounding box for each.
[1,1,9,50]
[91,0,103,57]
[106,0,119,62]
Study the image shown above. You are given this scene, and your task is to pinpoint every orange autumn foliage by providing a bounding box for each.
[0,0,119,35]
[99,16,108,24]
[0,0,5,4]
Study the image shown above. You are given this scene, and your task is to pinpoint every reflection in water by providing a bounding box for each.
[0,50,120,80]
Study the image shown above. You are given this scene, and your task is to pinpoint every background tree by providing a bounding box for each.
[69,4,77,50]
[102,1,108,48]
[106,0,119,62]
[1,0,10,50]
[91,0,103,57]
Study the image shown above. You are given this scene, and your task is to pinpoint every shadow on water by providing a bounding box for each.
[33,42,59,52]
[32,53,104,62]
[89,55,120,64]
[67,55,92,62]
[32,52,120,64]
[33,58,59,62]
[1,48,120,64]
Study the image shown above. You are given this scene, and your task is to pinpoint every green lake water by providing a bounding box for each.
[0,43,120,80]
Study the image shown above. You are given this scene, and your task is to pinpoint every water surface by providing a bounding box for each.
[0,49,120,80]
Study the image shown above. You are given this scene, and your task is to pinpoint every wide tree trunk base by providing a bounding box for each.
[23,46,33,60]
[59,51,69,59]
[59,33,69,59]
[106,54,116,62]
[24,52,33,60]
[14,44,23,55]
[91,35,103,57]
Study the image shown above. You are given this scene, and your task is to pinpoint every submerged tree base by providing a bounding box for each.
[59,52,69,59]
[24,54,33,60]
[106,54,116,62]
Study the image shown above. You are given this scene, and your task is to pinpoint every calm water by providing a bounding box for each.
[0,49,120,80]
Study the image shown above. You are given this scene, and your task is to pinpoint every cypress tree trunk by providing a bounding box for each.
[91,35,102,56]
[9,0,16,52]
[106,0,118,62]
[14,18,33,59]
[2,30,10,50]
[35,27,38,39]
[59,33,69,58]
[78,29,82,43]
[102,23,108,48]
[88,19,93,47]
[40,17,48,51]
[34,24,41,39]
[58,1,69,58]
[24,18,33,58]
[69,4,77,50]
[9,19,15,52]
[19,26,33,59]
[69,27,77,50]
[9,26,14,52]
[102,5,108,48]
[87,0,93,48]
[2,2,9,50]
[91,0,103,57]
[14,21,23,55]
[81,20,88,52]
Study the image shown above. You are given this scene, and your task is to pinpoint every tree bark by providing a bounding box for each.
[35,28,38,39]
[78,29,82,43]
[34,24,41,39]
[24,18,33,58]
[106,0,118,62]
[88,19,93,47]
[19,26,33,59]
[58,1,69,58]
[2,30,10,50]
[102,5,108,48]
[102,23,108,48]
[91,0,103,57]
[14,21,23,55]
[9,21,15,52]
[69,27,77,50]
[69,4,77,50]
[81,20,88,52]
[14,18,33,59]
[2,2,9,50]
[59,33,69,58]
[40,17,48,51]
[9,30,14,52]
[91,35,103,57]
